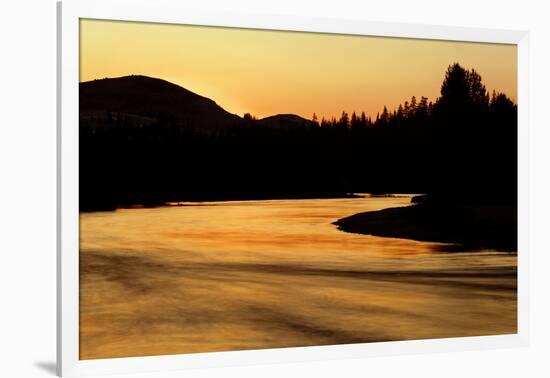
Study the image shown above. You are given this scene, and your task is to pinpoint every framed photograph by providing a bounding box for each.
[57,0,529,376]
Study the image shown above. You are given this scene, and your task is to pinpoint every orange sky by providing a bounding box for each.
[80,19,517,120]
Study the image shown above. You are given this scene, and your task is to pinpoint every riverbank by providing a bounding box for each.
[333,201,517,252]
[80,192,364,212]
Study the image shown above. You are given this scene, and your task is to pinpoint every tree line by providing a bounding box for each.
[80,63,517,211]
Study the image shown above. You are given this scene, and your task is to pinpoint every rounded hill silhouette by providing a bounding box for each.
[80,75,243,132]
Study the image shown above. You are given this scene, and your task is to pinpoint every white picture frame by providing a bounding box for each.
[57,0,530,376]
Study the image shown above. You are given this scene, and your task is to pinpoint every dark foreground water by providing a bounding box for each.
[79,196,516,359]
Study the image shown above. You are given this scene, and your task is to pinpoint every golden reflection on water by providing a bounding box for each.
[79,196,517,359]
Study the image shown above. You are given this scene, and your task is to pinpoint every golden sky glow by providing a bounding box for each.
[80,19,517,120]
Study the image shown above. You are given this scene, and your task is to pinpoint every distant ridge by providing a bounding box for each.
[80,75,242,131]
[80,75,314,132]
[257,114,314,129]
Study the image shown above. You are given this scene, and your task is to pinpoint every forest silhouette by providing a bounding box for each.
[80,63,517,216]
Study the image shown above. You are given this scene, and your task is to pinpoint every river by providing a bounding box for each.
[79,195,517,359]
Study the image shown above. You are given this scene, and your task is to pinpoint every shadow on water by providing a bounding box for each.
[432,243,517,254]
[82,250,517,292]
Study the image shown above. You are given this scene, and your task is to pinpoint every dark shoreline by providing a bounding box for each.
[80,192,365,212]
[81,193,517,253]
[333,202,517,252]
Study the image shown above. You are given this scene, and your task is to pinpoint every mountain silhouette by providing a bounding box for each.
[80,75,243,132]
[257,114,314,129]
[80,75,313,132]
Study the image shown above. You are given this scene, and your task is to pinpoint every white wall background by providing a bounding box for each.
[0,0,548,377]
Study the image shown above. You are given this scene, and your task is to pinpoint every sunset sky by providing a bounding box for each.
[80,19,517,120]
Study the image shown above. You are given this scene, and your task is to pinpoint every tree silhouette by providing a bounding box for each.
[338,111,350,128]
[311,113,319,127]
[80,62,517,212]
[243,113,256,121]
[360,112,367,128]
[434,63,490,127]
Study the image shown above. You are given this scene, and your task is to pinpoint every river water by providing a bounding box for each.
[79,195,517,359]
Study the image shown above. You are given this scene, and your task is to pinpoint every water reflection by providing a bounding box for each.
[79,196,516,359]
